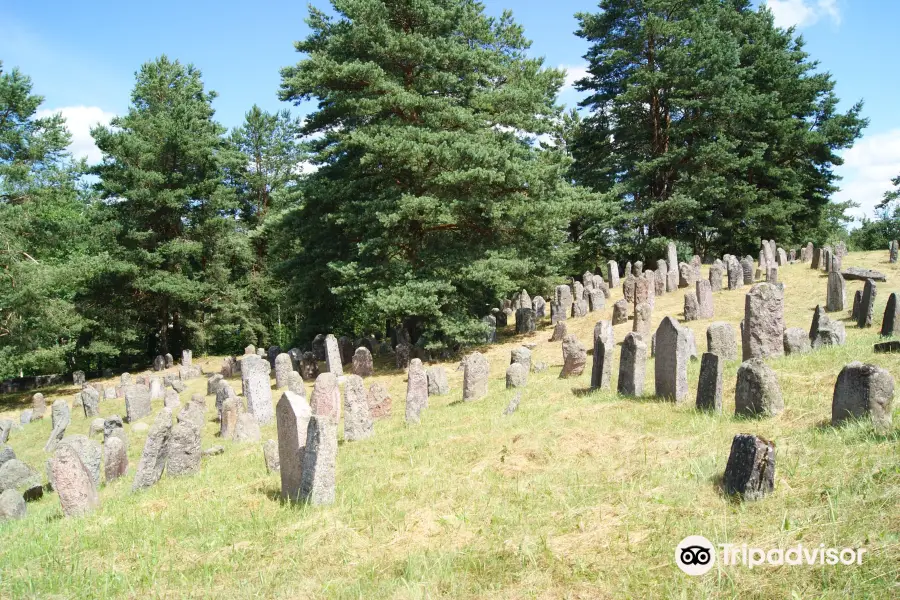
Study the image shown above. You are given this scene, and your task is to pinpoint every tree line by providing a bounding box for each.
[0,0,882,378]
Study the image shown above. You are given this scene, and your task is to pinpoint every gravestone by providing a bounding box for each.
[633,302,652,338]
[891,240,899,264]
[49,445,98,517]
[263,439,279,473]
[851,289,862,321]
[826,271,845,312]
[52,435,101,489]
[287,371,304,396]
[666,242,678,292]
[571,299,589,318]
[696,280,714,319]
[132,408,173,492]
[550,301,566,325]
[506,363,528,388]
[426,366,450,395]
[395,343,411,370]
[723,434,775,501]
[73,371,85,386]
[299,416,337,505]
[683,292,699,322]
[590,321,614,390]
[124,385,152,423]
[709,262,723,292]
[243,357,274,426]
[735,359,783,417]
[678,263,693,288]
[607,261,620,287]
[832,362,894,432]
[550,321,567,342]
[588,289,605,312]
[338,336,354,366]
[276,391,312,502]
[622,274,636,303]
[405,359,429,423]
[81,386,100,418]
[742,283,785,360]
[220,399,238,439]
[783,328,811,355]
[274,353,294,390]
[516,308,537,333]
[153,355,165,371]
[299,352,320,381]
[617,332,647,397]
[654,317,690,402]
[324,335,343,377]
[206,374,223,396]
[555,285,574,316]
[44,400,71,452]
[311,335,326,362]
[32,393,46,420]
[740,258,754,285]
[167,422,201,477]
[367,383,392,419]
[351,347,374,377]
[104,437,128,483]
[103,415,126,444]
[310,373,340,421]
[560,335,587,378]
[164,353,174,368]
[344,375,374,440]
[233,413,261,443]
[706,322,737,360]
[463,352,489,401]
[880,292,900,337]
[533,296,546,319]
[612,299,629,325]
[857,279,877,328]
[181,349,192,367]
[482,315,497,343]
[696,353,724,413]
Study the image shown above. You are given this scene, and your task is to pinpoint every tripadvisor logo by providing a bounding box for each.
[676,536,868,575]
[675,536,716,576]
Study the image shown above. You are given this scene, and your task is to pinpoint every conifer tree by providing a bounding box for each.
[278,0,580,346]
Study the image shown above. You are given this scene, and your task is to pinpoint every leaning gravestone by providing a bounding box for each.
[243,357,274,426]
[104,437,128,483]
[783,328,811,355]
[617,332,647,397]
[550,321,567,342]
[742,283,784,360]
[826,271,845,312]
[276,391,312,502]
[125,384,152,423]
[696,353,724,413]
[462,352,489,402]
[857,279,877,328]
[310,373,340,421]
[274,353,294,390]
[132,408,173,492]
[344,375,374,440]
[560,335,587,378]
[351,347,374,377]
[809,305,846,349]
[44,400,71,453]
[54,435,101,489]
[167,422,201,477]
[881,293,900,337]
[723,434,775,501]
[654,317,690,402]
[735,359,783,417]
[426,366,450,395]
[324,335,343,377]
[832,362,894,432]
[49,445,98,517]
[706,322,737,360]
[299,416,337,505]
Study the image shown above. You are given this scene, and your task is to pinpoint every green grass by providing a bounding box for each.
[1,251,898,599]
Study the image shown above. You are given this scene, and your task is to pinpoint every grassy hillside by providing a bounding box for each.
[0,251,897,599]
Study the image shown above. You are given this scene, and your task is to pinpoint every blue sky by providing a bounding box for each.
[3,0,898,220]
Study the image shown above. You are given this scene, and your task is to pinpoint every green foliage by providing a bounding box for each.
[276,0,587,347]
[573,0,866,259]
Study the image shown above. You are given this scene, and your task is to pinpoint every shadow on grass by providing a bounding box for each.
[709,473,744,504]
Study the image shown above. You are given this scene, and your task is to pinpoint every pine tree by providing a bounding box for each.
[573,0,866,258]
[92,56,256,357]
[278,0,579,347]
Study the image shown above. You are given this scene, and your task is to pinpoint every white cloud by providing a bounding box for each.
[36,106,116,164]
[560,64,590,91]
[833,129,900,221]
[766,0,841,28]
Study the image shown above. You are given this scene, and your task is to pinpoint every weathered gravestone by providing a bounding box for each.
[73,371,85,386]
[633,302,652,338]
[683,293,699,322]
[832,362,894,432]
[132,408,173,492]
[426,366,450,395]
[220,399,239,439]
[617,332,647,397]
[32,393,46,420]
[706,322,737,360]
[516,308,537,333]
[367,383,392,419]
[124,385,152,423]
[709,262,723,292]
[723,434,775,501]
[274,354,294,390]
[299,352,320,381]
[607,260,620,287]
[181,349,192,367]
[881,292,900,337]
[81,386,100,418]
[612,299,629,326]
[740,258,754,285]
[857,279,877,328]
[395,343,411,370]
[233,413,261,443]
[655,317,690,402]
[550,321,567,342]
[153,355,165,371]
[742,283,785,360]
[405,359,429,424]
[344,375,374,440]
[560,335,587,378]
[510,347,531,373]
[696,280,714,319]
[533,296,546,319]
[44,400,71,452]
[735,359,783,417]
[104,437,128,483]
[324,335,343,377]
[311,335,326,362]
[826,271,845,312]
[310,373,340,421]
[696,353,724,413]
[49,445,98,517]
[851,289,862,321]
[783,327,811,355]
[167,422,201,477]
[591,321,614,390]
[338,337,354,366]
[103,415,126,445]
[299,416,337,505]
[506,363,528,389]
[462,352,489,401]
[242,357,274,425]
[351,347,374,377]
[276,391,312,501]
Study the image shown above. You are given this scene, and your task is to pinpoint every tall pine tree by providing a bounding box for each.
[278,0,580,347]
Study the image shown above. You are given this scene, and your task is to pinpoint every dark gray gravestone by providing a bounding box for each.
[617,332,647,397]
[695,353,723,413]
[723,434,775,501]
[832,362,894,432]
